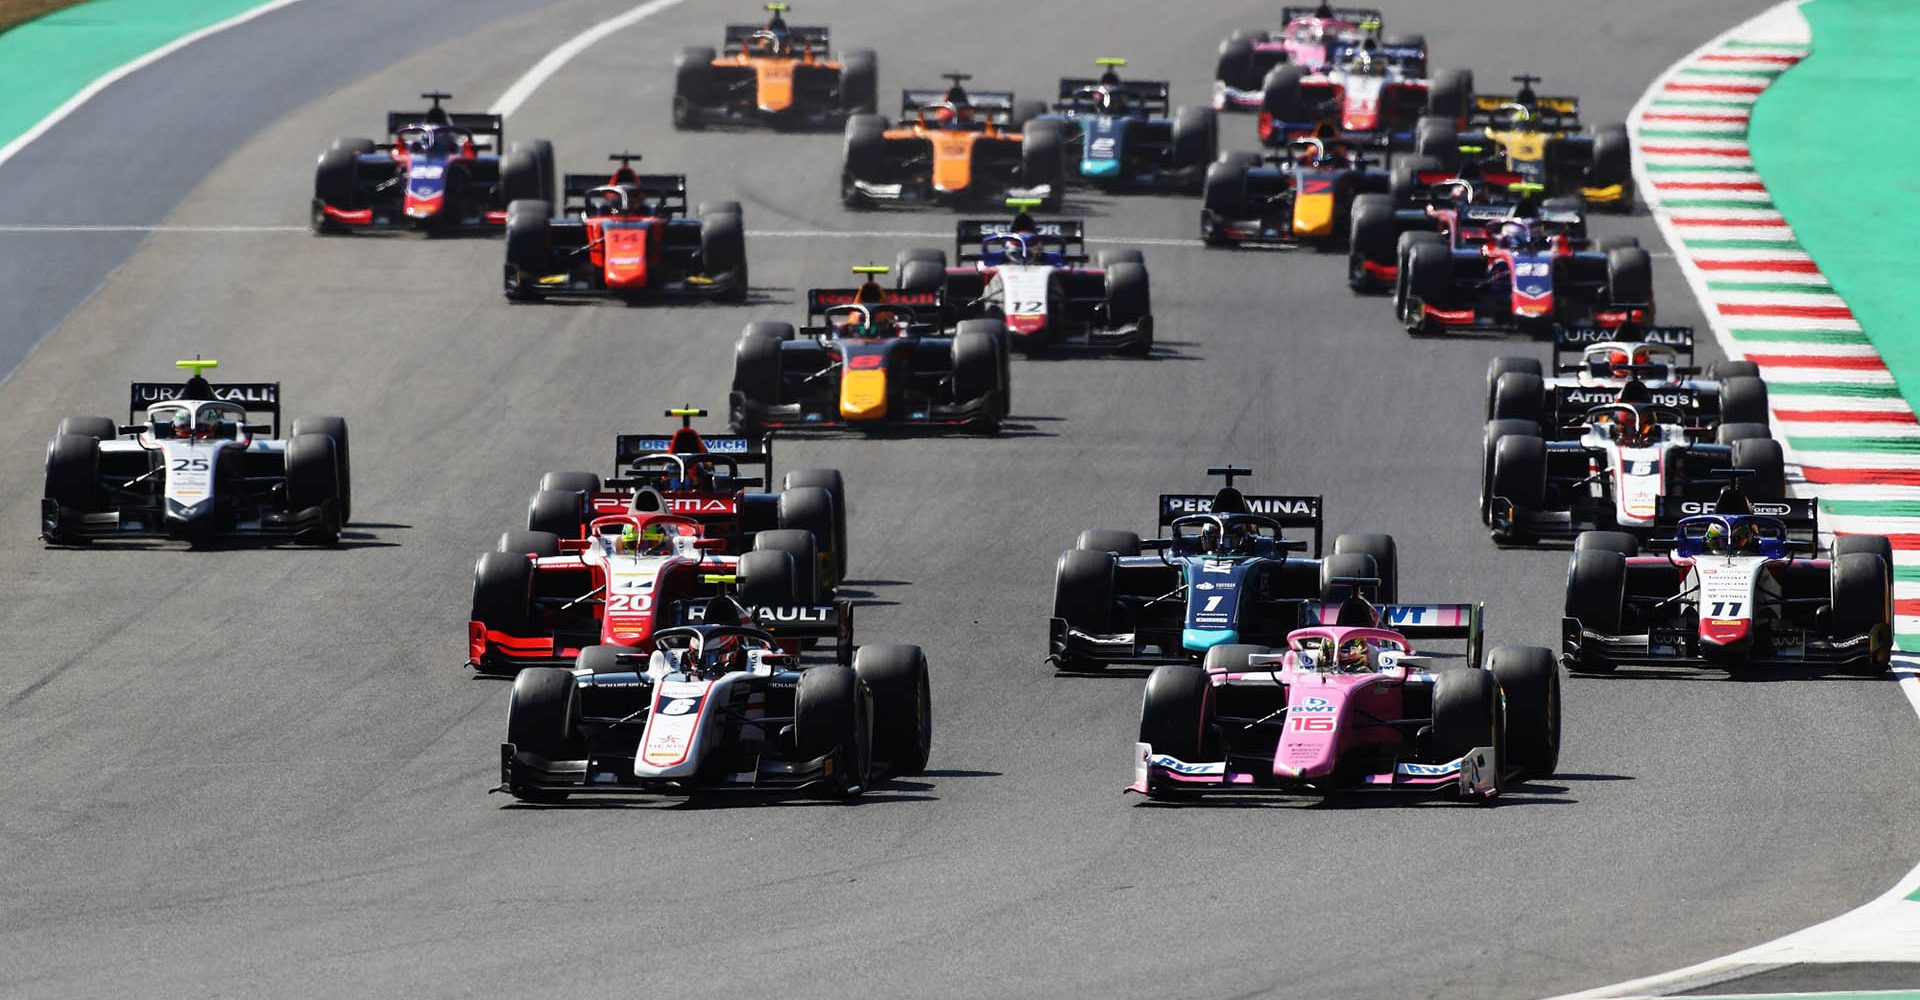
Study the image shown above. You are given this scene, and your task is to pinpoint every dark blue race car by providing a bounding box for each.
[1030,59,1216,193]
[311,92,556,235]
[1047,467,1401,671]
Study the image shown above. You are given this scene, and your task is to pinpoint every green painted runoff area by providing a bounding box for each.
[1749,0,1920,410]
[0,0,273,148]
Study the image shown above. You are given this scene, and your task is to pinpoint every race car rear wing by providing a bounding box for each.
[955,218,1088,261]
[1658,496,1818,529]
[1055,78,1171,116]
[1327,40,1425,67]
[1468,94,1581,130]
[1304,601,1486,666]
[614,433,766,465]
[1158,492,1323,555]
[900,89,1017,124]
[385,111,504,150]
[679,598,854,665]
[561,173,688,215]
[806,286,944,322]
[1282,6,1384,24]
[1554,325,1696,370]
[1553,383,1704,424]
[722,22,831,56]
[129,381,281,435]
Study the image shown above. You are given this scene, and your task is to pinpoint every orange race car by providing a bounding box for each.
[840,74,1067,211]
[673,4,876,130]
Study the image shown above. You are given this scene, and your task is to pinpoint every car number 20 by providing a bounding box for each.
[607,593,654,613]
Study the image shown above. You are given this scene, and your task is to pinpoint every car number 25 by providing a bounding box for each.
[171,457,210,472]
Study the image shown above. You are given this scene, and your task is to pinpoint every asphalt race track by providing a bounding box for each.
[4,2,1918,998]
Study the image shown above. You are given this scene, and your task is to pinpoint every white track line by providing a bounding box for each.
[489,0,691,117]
[0,0,311,173]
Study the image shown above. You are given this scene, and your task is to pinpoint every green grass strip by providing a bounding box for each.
[1768,381,1902,398]
[1822,499,1920,518]
[1726,327,1867,344]
[1789,436,1920,454]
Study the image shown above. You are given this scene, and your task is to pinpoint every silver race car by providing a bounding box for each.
[41,360,350,546]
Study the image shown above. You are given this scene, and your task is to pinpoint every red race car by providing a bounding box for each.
[503,152,747,303]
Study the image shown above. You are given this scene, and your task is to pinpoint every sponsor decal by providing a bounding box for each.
[1564,388,1693,408]
[134,384,278,405]
[1148,754,1223,776]
[1162,495,1319,517]
[1194,581,1215,591]
[660,681,707,697]
[666,497,736,513]
[661,698,696,716]
[1673,500,1794,517]
[408,164,444,179]
[1295,696,1335,714]
[1200,560,1234,575]
[1399,761,1457,776]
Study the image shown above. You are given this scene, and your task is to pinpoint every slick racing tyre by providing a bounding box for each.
[1333,533,1399,603]
[839,49,878,115]
[1484,357,1542,421]
[505,204,553,301]
[1481,419,1538,525]
[505,667,584,803]
[1139,663,1212,772]
[673,46,716,128]
[525,488,583,538]
[496,529,561,558]
[784,468,849,579]
[700,211,748,302]
[1487,645,1560,780]
[1832,552,1893,674]
[796,665,871,798]
[1105,263,1151,356]
[737,549,798,610]
[1574,531,1640,558]
[1490,434,1547,516]
[1430,667,1500,775]
[1170,105,1218,174]
[1564,550,1626,672]
[1719,376,1770,427]
[1053,548,1115,669]
[1348,194,1396,290]
[1731,438,1786,499]
[1318,552,1380,602]
[286,433,341,545]
[756,527,822,603]
[951,330,1004,435]
[854,643,932,775]
[290,416,352,524]
[1075,529,1142,556]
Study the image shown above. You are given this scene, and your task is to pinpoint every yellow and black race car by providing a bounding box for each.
[1409,75,1633,212]
[673,4,876,130]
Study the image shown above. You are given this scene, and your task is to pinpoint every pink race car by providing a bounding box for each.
[1212,5,1428,111]
[1128,596,1559,803]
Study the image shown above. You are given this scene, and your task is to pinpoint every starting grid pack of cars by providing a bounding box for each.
[42,4,1893,807]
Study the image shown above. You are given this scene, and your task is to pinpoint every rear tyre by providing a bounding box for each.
[1214,35,1260,93]
[1709,360,1760,381]
[1719,376,1770,426]
[1590,124,1634,209]
[1731,438,1786,499]
[1200,159,1251,245]
[1098,248,1146,268]
[1606,246,1654,309]
[312,144,361,231]
[496,529,560,557]
[1390,153,1444,206]
[1492,372,1546,425]
[505,667,583,803]
[1833,534,1894,595]
[839,49,878,114]
[1403,241,1452,331]
[894,247,947,273]
[672,47,716,128]
[525,488,582,539]
[1484,358,1543,421]
[1319,552,1380,602]
[56,415,118,441]
[1715,421,1772,445]
[1021,122,1066,209]
[1413,118,1459,171]
[1332,533,1398,603]
[1425,68,1474,121]
[732,331,783,414]
[1258,66,1308,141]
[537,470,600,495]
[783,468,848,580]
[1170,105,1218,175]
[899,260,947,294]
[1487,645,1560,780]
[1075,529,1142,556]
[499,147,544,205]
[854,643,931,775]
[754,528,820,603]
[1575,531,1640,558]
[737,548,797,610]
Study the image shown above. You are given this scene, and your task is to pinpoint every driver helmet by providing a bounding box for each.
[640,523,671,555]
[1605,347,1637,378]
[1002,232,1033,264]
[1613,406,1653,447]
[1347,42,1380,74]
[936,103,975,127]
[1731,521,1757,551]
[1336,637,1372,673]
[1092,85,1123,115]
[1223,520,1254,555]
[757,18,791,56]
[170,409,193,439]
[1507,104,1534,126]
[1199,521,1222,553]
[617,523,640,554]
[699,632,747,675]
[584,188,623,217]
[1497,221,1530,249]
